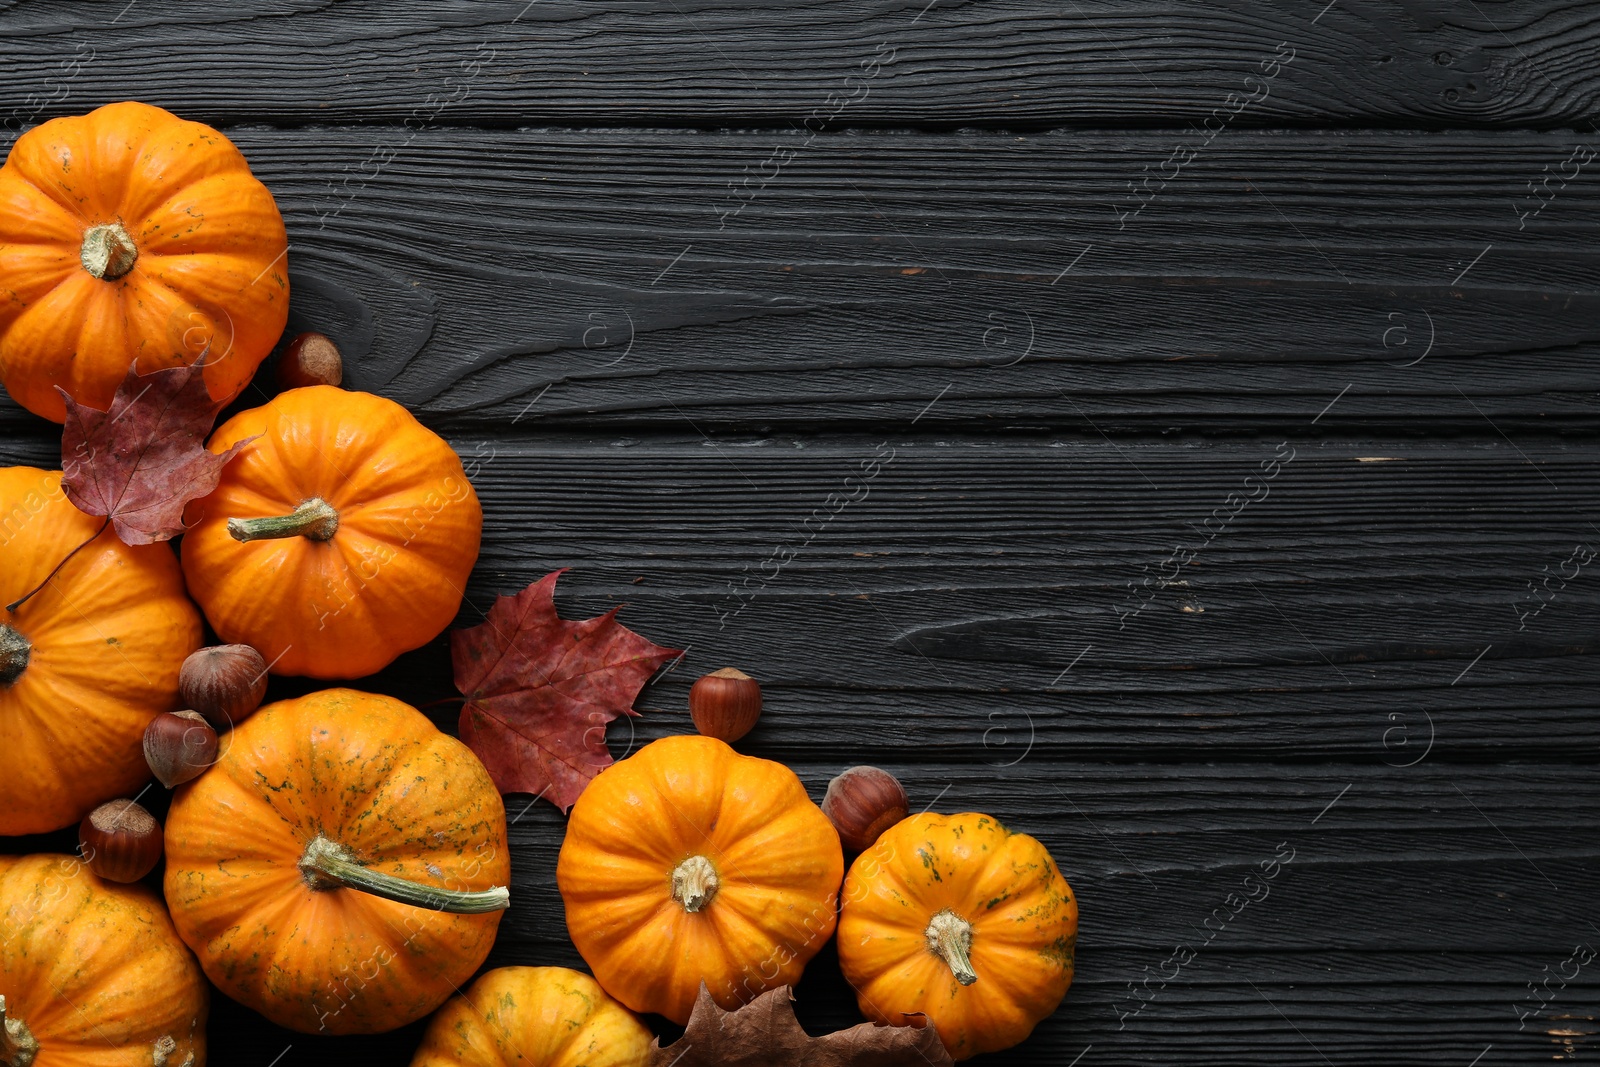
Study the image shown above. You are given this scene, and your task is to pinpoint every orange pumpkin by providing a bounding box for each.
[163,688,511,1035]
[0,852,208,1066]
[556,734,844,1024]
[180,386,482,679]
[410,967,652,1067]
[0,466,201,835]
[0,101,288,423]
[836,812,1078,1060]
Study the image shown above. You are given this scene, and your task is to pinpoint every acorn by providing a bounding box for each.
[79,799,163,883]
[276,331,344,390]
[822,766,910,853]
[689,667,762,742]
[144,710,219,788]
[179,643,268,729]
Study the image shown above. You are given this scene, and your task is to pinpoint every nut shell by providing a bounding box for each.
[688,667,762,742]
[276,331,344,389]
[144,710,219,788]
[822,765,910,853]
[179,643,268,729]
[79,799,163,883]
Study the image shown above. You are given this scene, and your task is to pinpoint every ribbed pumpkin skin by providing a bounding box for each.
[0,466,201,835]
[0,101,288,423]
[837,813,1078,1060]
[163,689,510,1035]
[0,853,208,1066]
[556,735,844,1025]
[180,387,482,679]
[409,967,652,1067]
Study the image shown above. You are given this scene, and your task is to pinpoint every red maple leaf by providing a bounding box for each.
[451,569,683,812]
[59,359,253,545]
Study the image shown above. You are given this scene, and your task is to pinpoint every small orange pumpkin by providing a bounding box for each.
[163,689,510,1035]
[836,812,1078,1060]
[557,734,844,1025]
[0,466,201,835]
[410,967,652,1067]
[180,386,482,679]
[1,852,208,1066]
[0,101,288,423]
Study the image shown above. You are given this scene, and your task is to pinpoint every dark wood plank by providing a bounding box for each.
[10,127,1596,434]
[323,434,1600,761]
[3,1,1598,130]
[1039,949,1600,1066]
[1,433,1592,760]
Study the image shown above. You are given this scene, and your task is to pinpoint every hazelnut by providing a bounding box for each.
[179,644,268,730]
[276,331,344,390]
[144,710,219,788]
[79,799,162,883]
[689,667,762,742]
[822,766,910,853]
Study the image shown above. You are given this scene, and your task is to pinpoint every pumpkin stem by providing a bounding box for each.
[298,835,509,914]
[926,910,978,986]
[80,221,138,281]
[228,498,339,543]
[0,626,29,688]
[671,854,720,913]
[151,1035,176,1066]
[0,995,39,1067]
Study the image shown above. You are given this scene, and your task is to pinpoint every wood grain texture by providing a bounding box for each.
[6,431,1585,762]
[484,761,1598,954]
[477,761,1600,1063]
[1,5,1597,1064]
[2,0,1599,129]
[9,761,1594,1064]
[182,946,1600,1065]
[245,434,1596,759]
[63,433,1577,1065]
[7,127,1597,435]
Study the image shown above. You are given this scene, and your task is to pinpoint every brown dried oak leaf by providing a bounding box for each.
[650,984,953,1067]
[59,359,252,545]
[451,569,682,812]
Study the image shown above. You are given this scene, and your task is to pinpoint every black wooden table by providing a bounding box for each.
[3,3,1598,1064]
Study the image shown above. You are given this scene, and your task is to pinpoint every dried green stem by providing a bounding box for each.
[80,222,138,280]
[298,835,508,913]
[0,995,39,1067]
[926,909,977,986]
[0,626,29,688]
[228,498,339,543]
[671,854,720,913]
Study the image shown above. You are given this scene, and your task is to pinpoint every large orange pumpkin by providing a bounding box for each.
[0,466,201,835]
[180,386,482,679]
[836,812,1078,1060]
[556,734,844,1025]
[163,688,510,1035]
[0,853,208,1066]
[0,101,288,423]
[409,967,652,1067]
